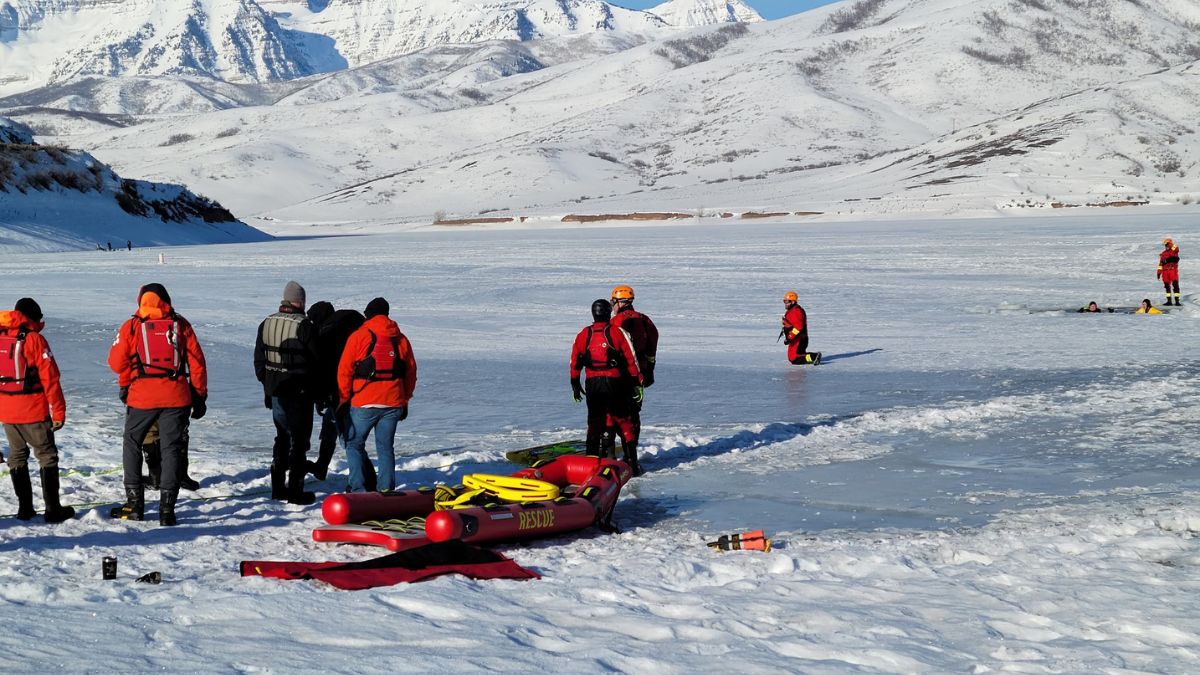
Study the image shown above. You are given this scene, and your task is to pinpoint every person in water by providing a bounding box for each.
[1135,299,1162,314]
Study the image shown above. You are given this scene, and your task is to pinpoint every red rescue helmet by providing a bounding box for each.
[611,285,634,301]
[783,291,798,302]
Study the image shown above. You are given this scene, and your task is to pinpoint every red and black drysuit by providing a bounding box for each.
[782,304,809,364]
[570,321,641,460]
[1159,244,1181,306]
[609,306,658,462]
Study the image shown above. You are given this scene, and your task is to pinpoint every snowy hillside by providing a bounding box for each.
[0,117,268,251]
[0,0,761,97]
[8,0,1190,228]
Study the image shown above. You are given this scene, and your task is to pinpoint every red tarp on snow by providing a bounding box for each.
[241,540,539,590]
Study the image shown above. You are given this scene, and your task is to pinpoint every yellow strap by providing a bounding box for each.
[461,473,561,502]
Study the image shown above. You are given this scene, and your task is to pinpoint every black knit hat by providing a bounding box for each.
[138,283,171,305]
[307,300,334,326]
[15,297,42,322]
[365,297,390,319]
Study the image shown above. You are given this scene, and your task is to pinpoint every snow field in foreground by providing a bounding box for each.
[1,212,1199,671]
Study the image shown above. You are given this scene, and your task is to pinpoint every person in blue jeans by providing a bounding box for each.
[336,298,417,492]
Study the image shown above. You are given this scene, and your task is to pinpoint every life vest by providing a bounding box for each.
[353,331,406,381]
[260,312,310,375]
[582,325,622,371]
[131,316,186,380]
[0,329,41,395]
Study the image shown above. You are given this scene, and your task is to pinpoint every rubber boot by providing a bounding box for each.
[623,442,643,477]
[364,460,378,493]
[159,489,178,526]
[110,485,145,521]
[270,463,287,500]
[177,443,200,491]
[40,467,75,523]
[142,440,161,490]
[286,464,316,505]
[10,469,36,521]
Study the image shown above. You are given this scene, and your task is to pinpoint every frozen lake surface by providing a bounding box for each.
[2,212,1200,672]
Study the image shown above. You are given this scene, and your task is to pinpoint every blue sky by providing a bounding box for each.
[620,1,835,20]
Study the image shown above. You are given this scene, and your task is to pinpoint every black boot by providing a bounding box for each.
[287,469,316,506]
[40,467,75,523]
[141,440,161,490]
[623,442,644,477]
[177,442,200,491]
[270,463,287,500]
[110,485,144,520]
[10,469,36,521]
[159,489,178,526]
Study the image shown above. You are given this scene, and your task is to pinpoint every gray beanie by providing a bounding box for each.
[283,281,306,309]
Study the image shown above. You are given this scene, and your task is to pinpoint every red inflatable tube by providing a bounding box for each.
[426,457,630,544]
[322,487,438,526]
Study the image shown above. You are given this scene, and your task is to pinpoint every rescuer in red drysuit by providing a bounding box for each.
[570,299,642,473]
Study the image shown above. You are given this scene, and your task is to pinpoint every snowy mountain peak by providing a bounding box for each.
[0,0,765,95]
[649,0,763,27]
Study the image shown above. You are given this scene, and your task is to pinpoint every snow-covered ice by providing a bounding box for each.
[2,210,1200,672]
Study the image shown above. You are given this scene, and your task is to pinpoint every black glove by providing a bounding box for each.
[398,404,409,422]
[264,394,272,410]
[571,379,584,403]
[336,400,350,418]
[119,386,129,403]
[643,367,655,388]
[190,392,207,420]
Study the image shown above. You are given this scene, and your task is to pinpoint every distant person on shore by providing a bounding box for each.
[337,298,417,493]
[107,242,112,251]
[127,240,132,251]
[107,283,207,526]
[1136,299,1162,314]
[781,291,820,365]
[254,281,319,505]
[0,298,75,523]
[1158,238,1181,306]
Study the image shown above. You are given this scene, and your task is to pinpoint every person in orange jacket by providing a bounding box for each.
[107,283,207,525]
[1158,238,1181,306]
[608,284,658,472]
[782,291,820,365]
[336,298,417,492]
[0,298,74,522]
[570,299,643,473]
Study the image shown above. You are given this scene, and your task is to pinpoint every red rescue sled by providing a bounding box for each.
[313,455,630,550]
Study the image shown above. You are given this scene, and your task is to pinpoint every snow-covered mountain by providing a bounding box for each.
[650,0,763,27]
[0,0,762,97]
[3,0,1199,230]
[0,117,267,251]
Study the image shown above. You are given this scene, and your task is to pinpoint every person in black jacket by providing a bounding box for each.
[254,281,319,504]
[306,301,368,485]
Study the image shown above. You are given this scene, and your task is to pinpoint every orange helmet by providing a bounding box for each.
[611,285,634,301]
[783,291,798,302]
[1164,237,1175,247]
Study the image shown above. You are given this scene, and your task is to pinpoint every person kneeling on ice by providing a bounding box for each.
[1136,298,1163,315]
[255,281,320,505]
[570,299,643,474]
[781,291,820,365]
[107,284,208,526]
[0,298,75,523]
[337,298,417,493]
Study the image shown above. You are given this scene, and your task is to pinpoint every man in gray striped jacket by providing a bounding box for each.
[254,281,320,505]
